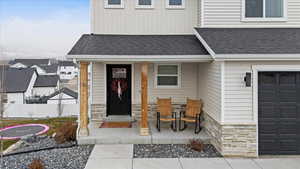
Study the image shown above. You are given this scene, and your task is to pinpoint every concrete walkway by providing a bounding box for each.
[85,145,300,169]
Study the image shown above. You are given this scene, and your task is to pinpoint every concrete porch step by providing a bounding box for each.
[78,121,211,145]
[104,115,135,122]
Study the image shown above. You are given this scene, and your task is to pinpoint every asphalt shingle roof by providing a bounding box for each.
[68,34,208,55]
[34,75,59,87]
[59,61,76,67]
[47,87,78,99]
[40,64,58,73]
[9,59,50,67]
[0,66,36,93]
[195,28,300,54]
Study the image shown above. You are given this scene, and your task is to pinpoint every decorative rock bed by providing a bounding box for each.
[2,136,94,169]
[134,144,222,158]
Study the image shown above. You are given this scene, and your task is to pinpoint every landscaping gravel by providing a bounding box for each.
[134,144,222,158]
[1,136,94,169]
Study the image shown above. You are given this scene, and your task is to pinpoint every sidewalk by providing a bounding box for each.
[85,145,300,169]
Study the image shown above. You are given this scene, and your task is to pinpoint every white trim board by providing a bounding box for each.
[193,29,216,58]
[67,55,213,62]
[252,64,300,157]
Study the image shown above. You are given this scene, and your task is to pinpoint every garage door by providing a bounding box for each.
[258,72,300,155]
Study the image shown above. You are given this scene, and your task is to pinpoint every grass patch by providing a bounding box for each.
[0,117,77,151]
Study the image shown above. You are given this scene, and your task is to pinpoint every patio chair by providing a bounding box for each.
[179,98,203,134]
[156,98,177,132]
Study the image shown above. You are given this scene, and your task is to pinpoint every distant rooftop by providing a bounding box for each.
[0,66,36,93]
[34,75,59,87]
[9,59,50,67]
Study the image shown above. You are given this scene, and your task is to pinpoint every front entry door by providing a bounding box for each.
[106,64,132,116]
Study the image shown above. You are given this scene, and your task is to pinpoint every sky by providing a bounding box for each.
[0,0,90,59]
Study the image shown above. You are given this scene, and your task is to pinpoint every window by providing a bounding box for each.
[136,0,154,8]
[155,64,181,88]
[105,0,124,8]
[166,0,185,9]
[243,0,286,21]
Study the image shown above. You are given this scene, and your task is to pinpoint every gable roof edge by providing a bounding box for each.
[193,29,216,59]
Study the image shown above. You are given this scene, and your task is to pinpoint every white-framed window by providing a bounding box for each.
[166,0,185,9]
[104,0,124,9]
[242,0,287,21]
[154,64,181,88]
[136,0,154,9]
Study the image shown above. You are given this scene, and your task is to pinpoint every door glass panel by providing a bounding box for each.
[112,68,127,78]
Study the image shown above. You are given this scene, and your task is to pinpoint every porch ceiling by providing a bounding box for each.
[67,34,212,62]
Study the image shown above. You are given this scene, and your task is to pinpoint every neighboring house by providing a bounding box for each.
[45,87,78,104]
[67,0,300,157]
[0,66,37,104]
[59,60,78,80]
[9,59,50,68]
[34,64,59,75]
[33,75,60,96]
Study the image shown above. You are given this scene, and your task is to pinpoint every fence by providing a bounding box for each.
[3,104,79,118]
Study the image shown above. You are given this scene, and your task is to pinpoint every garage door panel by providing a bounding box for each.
[279,104,298,118]
[258,72,300,155]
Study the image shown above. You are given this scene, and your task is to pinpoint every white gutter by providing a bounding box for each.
[215,54,300,61]
[66,55,213,62]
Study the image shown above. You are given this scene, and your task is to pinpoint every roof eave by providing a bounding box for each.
[66,54,213,62]
[214,54,300,61]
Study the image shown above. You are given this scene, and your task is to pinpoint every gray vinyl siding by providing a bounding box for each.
[224,61,300,123]
[134,63,199,104]
[199,61,222,122]
[92,62,105,104]
[202,0,300,27]
[91,62,200,104]
[91,0,199,34]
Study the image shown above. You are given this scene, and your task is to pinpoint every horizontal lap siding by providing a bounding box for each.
[92,62,105,104]
[200,62,222,122]
[203,0,300,27]
[134,63,199,104]
[92,0,198,34]
[224,61,300,123]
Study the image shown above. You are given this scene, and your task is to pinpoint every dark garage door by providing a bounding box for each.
[259,72,300,155]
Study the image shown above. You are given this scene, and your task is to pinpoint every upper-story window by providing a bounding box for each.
[243,0,286,21]
[166,0,185,9]
[105,0,124,9]
[136,0,154,9]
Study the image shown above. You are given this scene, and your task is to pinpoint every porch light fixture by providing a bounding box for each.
[244,72,251,87]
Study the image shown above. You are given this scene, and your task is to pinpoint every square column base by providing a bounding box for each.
[78,127,89,137]
[140,128,149,136]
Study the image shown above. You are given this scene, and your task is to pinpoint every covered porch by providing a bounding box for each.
[67,34,214,143]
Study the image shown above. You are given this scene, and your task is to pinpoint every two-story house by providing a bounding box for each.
[67,0,300,157]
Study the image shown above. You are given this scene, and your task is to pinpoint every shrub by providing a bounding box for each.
[28,159,44,169]
[189,139,204,152]
[54,122,78,144]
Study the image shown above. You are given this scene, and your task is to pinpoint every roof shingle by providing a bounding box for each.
[68,34,208,55]
[195,28,300,54]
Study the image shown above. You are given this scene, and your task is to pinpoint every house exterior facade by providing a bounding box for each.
[0,66,38,104]
[68,0,300,157]
[33,75,60,97]
[59,61,78,80]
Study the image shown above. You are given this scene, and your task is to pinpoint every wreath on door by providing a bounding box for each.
[111,79,128,100]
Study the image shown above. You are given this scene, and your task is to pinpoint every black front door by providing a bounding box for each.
[106,64,132,116]
[258,72,300,155]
